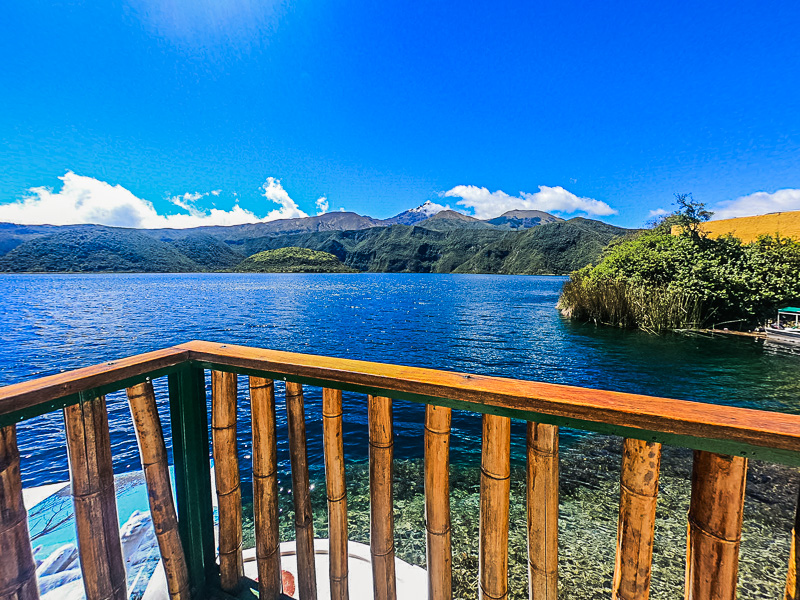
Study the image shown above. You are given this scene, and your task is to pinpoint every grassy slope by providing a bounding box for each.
[0,228,202,272]
[454,218,631,274]
[158,233,245,270]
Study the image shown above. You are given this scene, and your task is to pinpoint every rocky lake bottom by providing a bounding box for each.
[241,433,800,600]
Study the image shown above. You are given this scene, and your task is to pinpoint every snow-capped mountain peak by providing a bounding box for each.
[382,200,450,225]
[408,200,448,216]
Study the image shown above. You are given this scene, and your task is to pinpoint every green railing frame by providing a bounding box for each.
[1,341,800,599]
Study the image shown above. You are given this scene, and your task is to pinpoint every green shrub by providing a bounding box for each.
[558,199,800,331]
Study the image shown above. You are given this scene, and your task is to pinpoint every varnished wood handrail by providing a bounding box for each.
[3,341,800,600]
[179,341,800,463]
[0,347,188,419]
[3,342,800,464]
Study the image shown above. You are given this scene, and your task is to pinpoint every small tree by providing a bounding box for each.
[672,193,713,240]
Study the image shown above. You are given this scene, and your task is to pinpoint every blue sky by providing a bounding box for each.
[1,0,799,228]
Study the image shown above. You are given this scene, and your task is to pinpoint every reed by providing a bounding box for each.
[212,371,244,593]
[249,377,281,600]
[0,425,40,600]
[558,274,704,332]
[126,381,190,600]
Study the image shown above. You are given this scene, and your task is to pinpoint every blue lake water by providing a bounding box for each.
[1,272,798,486]
[3,273,800,599]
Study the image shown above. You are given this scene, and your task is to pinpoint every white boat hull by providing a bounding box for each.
[766,328,800,346]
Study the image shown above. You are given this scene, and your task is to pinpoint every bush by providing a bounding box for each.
[558,199,800,331]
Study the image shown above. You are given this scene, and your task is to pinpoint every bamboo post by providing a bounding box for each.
[0,425,40,600]
[527,422,558,600]
[126,381,190,600]
[369,395,397,600]
[212,370,243,593]
[64,393,127,600]
[425,404,452,600]
[480,413,510,600]
[612,438,662,600]
[785,485,800,600]
[323,388,349,600]
[685,451,747,600]
[250,377,282,600]
[286,381,318,600]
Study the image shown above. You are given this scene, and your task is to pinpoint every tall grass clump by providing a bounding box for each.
[558,195,800,332]
[559,273,703,333]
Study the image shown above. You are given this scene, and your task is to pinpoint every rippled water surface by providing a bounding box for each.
[2,273,798,599]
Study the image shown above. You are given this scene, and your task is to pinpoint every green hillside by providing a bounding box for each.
[0,217,632,274]
[0,228,201,272]
[240,225,510,273]
[159,233,245,270]
[454,218,630,274]
[242,219,628,275]
[234,247,357,273]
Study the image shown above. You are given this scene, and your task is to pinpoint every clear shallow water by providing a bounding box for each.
[2,273,799,599]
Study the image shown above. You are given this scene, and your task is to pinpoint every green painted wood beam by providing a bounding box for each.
[169,365,217,600]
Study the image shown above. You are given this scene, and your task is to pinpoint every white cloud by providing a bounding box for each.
[261,177,309,221]
[442,185,616,220]
[648,208,669,218]
[315,196,329,215]
[0,172,311,228]
[712,189,800,220]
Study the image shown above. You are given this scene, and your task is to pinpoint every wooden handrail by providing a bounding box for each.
[177,341,800,463]
[0,347,188,420]
[2,342,800,600]
[3,341,800,463]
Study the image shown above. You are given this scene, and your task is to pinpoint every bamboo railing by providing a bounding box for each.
[0,340,800,600]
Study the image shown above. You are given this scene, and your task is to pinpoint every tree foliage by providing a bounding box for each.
[559,199,800,330]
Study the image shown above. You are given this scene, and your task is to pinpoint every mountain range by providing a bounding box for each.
[0,203,631,274]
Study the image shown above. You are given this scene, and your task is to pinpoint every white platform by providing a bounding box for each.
[143,539,428,600]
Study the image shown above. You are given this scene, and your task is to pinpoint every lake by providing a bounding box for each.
[2,272,798,599]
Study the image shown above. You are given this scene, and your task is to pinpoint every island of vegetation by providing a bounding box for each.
[234,247,357,273]
[558,196,800,332]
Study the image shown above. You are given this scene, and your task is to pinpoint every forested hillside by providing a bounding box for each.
[0,217,631,274]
